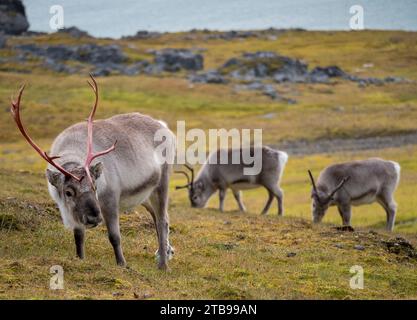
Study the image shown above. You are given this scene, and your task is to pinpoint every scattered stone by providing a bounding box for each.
[262,84,278,99]
[153,48,203,72]
[220,51,308,82]
[382,237,417,258]
[122,30,161,40]
[308,66,345,83]
[112,292,124,297]
[335,225,355,232]
[189,70,228,84]
[57,26,91,38]
[354,245,365,251]
[0,0,29,35]
[0,32,6,48]
[16,43,127,65]
[260,112,277,119]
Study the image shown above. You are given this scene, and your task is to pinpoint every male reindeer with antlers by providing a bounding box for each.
[11,75,176,269]
[308,158,401,231]
[176,146,288,215]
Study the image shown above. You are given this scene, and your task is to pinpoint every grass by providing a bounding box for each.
[0,30,417,299]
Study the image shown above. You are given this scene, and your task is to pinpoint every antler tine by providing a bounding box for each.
[87,73,98,120]
[84,74,117,190]
[329,176,350,198]
[174,170,191,189]
[184,164,194,184]
[308,170,317,193]
[10,84,82,181]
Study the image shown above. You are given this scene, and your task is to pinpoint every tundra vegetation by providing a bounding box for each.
[0,29,417,299]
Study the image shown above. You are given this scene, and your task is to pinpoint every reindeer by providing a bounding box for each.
[10,75,175,269]
[176,146,288,215]
[308,158,401,231]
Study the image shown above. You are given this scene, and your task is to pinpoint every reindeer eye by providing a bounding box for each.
[65,189,75,197]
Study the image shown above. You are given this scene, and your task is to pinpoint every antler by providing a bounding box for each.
[175,170,191,189]
[308,170,317,193]
[175,165,195,190]
[10,84,82,181]
[184,164,194,185]
[83,74,117,190]
[328,176,350,199]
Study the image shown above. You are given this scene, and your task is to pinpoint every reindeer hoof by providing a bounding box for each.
[155,245,175,262]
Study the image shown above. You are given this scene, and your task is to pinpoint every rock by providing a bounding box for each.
[354,245,365,251]
[287,252,297,257]
[122,30,161,40]
[122,61,150,76]
[384,76,404,83]
[262,84,278,99]
[0,32,6,48]
[17,43,127,65]
[335,225,355,232]
[189,70,228,84]
[308,66,346,83]
[76,44,126,64]
[153,48,203,72]
[382,237,417,258]
[57,26,91,38]
[0,0,29,35]
[335,243,344,249]
[43,57,78,74]
[221,51,308,82]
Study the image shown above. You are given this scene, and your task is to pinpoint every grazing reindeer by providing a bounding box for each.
[176,146,288,215]
[10,75,175,269]
[308,158,400,231]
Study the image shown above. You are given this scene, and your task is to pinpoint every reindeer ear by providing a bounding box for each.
[46,169,63,189]
[90,162,103,179]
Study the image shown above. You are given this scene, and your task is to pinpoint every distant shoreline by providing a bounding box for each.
[22,27,417,41]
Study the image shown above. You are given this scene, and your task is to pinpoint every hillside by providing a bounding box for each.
[0,29,417,299]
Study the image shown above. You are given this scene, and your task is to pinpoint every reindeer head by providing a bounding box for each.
[11,75,116,228]
[175,165,212,208]
[308,170,350,223]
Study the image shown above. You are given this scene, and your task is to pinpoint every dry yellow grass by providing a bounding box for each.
[0,30,417,299]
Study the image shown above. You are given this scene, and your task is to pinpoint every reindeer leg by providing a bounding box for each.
[232,189,246,212]
[73,227,85,259]
[337,203,352,227]
[275,188,284,216]
[266,186,284,216]
[149,165,173,270]
[261,190,274,215]
[101,195,126,266]
[219,189,226,212]
[377,193,397,232]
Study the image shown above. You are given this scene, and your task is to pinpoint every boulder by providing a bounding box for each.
[122,30,161,40]
[57,26,91,38]
[0,0,29,35]
[189,70,227,84]
[0,32,6,48]
[221,51,308,82]
[154,49,203,72]
[16,43,127,65]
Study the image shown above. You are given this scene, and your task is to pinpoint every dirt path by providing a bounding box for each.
[274,132,417,155]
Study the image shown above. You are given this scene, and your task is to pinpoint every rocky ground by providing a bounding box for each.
[276,131,417,155]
